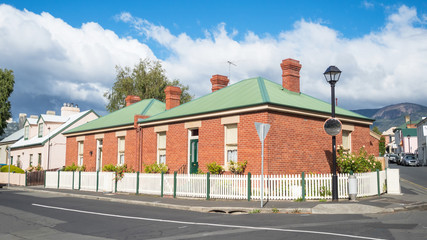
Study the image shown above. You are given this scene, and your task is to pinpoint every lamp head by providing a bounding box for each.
[324,66,341,85]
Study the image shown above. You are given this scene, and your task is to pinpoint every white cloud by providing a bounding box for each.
[118,5,427,109]
[1,3,426,118]
[0,4,156,115]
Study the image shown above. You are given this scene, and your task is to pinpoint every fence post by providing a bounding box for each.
[136,171,140,195]
[302,172,305,201]
[173,171,177,198]
[247,172,251,201]
[72,171,75,190]
[96,171,99,192]
[78,171,81,190]
[57,170,60,189]
[25,171,27,186]
[44,170,46,188]
[206,172,210,200]
[377,169,380,196]
[161,172,164,197]
[115,175,118,193]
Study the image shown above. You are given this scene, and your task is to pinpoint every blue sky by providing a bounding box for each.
[1,0,427,119]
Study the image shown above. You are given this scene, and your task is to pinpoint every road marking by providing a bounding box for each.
[400,178,427,190]
[33,203,385,240]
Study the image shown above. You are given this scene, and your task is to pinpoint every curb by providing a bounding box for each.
[5,186,425,215]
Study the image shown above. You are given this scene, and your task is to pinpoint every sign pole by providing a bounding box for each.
[7,147,11,188]
[255,122,270,208]
[261,126,264,208]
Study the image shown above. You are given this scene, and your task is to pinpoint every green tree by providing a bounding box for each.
[379,136,386,156]
[104,59,193,112]
[372,126,382,135]
[0,69,15,135]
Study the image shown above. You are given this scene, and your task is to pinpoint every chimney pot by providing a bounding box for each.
[210,75,229,92]
[125,95,141,106]
[165,86,182,110]
[281,58,302,93]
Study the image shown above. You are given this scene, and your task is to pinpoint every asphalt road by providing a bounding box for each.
[1,189,426,240]
[388,164,427,188]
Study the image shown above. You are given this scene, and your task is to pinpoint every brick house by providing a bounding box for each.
[64,97,165,171]
[138,59,379,174]
[10,104,98,170]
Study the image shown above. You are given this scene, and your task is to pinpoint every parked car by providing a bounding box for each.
[388,154,398,163]
[402,155,420,166]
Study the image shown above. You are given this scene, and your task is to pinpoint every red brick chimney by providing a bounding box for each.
[210,74,229,92]
[125,95,141,106]
[280,58,302,93]
[165,86,182,110]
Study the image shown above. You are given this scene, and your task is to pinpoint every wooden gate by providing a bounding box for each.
[26,171,45,186]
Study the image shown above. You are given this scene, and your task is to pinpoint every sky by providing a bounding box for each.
[1,0,427,119]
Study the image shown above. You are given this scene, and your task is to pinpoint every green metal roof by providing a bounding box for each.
[400,128,417,137]
[65,99,165,134]
[142,77,371,123]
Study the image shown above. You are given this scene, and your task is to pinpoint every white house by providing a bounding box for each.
[416,117,427,166]
[10,104,98,170]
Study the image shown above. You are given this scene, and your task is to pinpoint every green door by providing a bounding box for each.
[190,139,199,174]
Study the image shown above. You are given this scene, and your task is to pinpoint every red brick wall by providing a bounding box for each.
[65,128,139,171]
[142,127,157,166]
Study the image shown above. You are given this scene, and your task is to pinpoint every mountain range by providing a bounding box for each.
[352,103,427,133]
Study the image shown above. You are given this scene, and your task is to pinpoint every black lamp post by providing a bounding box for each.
[324,65,341,201]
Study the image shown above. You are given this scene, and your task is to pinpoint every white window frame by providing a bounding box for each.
[224,124,238,165]
[117,137,125,165]
[24,125,29,140]
[157,132,166,164]
[77,141,84,166]
[29,154,33,167]
[38,123,43,137]
[342,130,352,152]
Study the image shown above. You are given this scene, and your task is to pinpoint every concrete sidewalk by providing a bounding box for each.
[4,179,427,215]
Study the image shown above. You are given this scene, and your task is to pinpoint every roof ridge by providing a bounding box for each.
[141,99,155,115]
[257,77,270,103]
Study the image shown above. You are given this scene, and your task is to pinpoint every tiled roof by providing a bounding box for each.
[64,99,165,134]
[141,77,371,123]
[11,110,95,149]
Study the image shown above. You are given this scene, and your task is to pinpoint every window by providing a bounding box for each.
[78,141,84,166]
[225,124,238,163]
[38,153,42,166]
[117,137,125,165]
[342,130,352,151]
[29,154,33,166]
[38,123,43,137]
[157,132,166,164]
[17,155,21,168]
[10,156,13,165]
[24,125,29,140]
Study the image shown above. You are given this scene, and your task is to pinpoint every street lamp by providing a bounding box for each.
[324,65,342,201]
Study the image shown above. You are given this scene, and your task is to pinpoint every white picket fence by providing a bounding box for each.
[45,169,398,200]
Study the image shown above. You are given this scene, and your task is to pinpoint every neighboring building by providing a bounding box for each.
[416,117,427,165]
[64,97,166,172]
[137,58,379,175]
[0,128,24,166]
[0,113,27,165]
[394,120,418,155]
[382,127,397,153]
[10,104,98,170]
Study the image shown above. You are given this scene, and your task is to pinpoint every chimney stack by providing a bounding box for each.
[125,95,141,106]
[165,86,182,110]
[210,75,229,92]
[281,58,302,93]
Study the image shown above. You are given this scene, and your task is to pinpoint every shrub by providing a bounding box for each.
[103,164,135,181]
[0,165,25,173]
[63,163,85,172]
[26,165,43,172]
[144,163,168,173]
[337,146,382,173]
[206,162,224,175]
[229,160,247,174]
